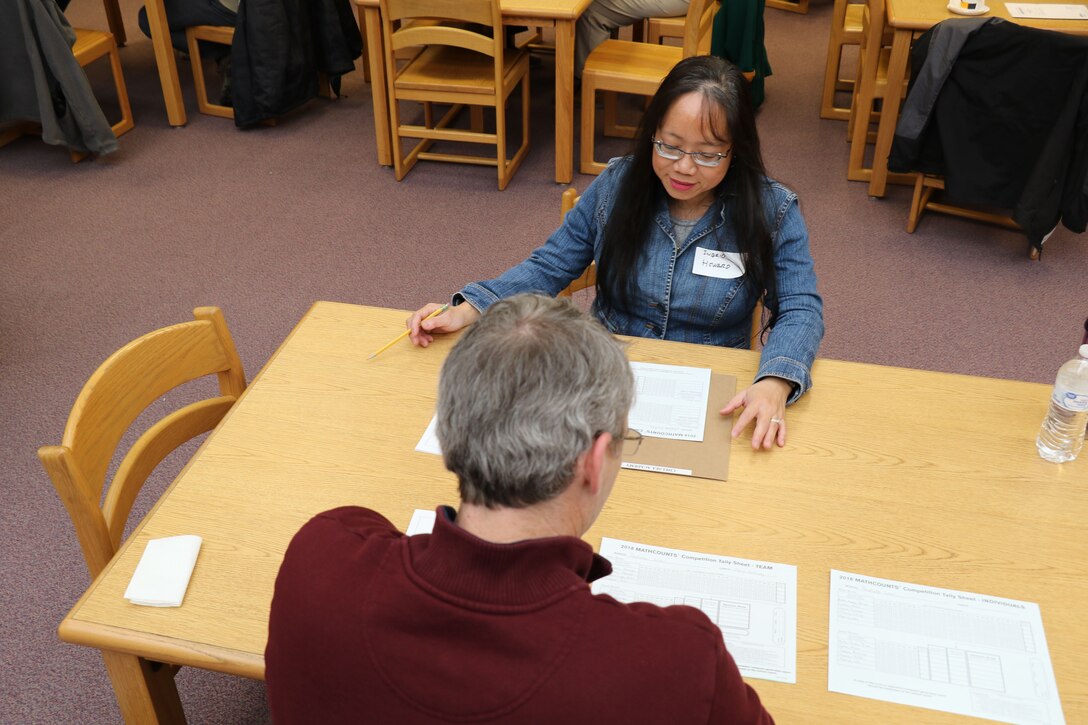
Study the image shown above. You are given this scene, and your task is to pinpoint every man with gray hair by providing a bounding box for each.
[265,294,772,724]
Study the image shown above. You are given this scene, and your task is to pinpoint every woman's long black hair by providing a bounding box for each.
[595,55,778,333]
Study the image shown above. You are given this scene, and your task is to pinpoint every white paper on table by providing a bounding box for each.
[594,537,797,683]
[123,535,202,607]
[828,570,1065,724]
[1005,3,1088,18]
[628,362,712,442]
[415,415,442,455]
[406,508,437,535]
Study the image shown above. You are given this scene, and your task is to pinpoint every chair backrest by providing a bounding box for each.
[556,189,763,346]
[682,0,719,57]
[380,0,505,83]
[38,307,246,579]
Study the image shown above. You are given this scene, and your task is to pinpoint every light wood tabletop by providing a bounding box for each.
[868,0,1088,197]
[355,0,592,184]
[60,301,1087,722]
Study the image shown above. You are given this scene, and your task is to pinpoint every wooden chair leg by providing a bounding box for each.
[186,31,210,112]
[107,37,135,137]
[846,60,876,182]
[579,78,598,175]
[602,92,620,137]
[496,98,508,190]
[102,651,186,724]
[103,0,126,46]
[906,172,927,233]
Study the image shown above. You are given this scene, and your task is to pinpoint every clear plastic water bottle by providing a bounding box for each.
[1036,344,1088,463]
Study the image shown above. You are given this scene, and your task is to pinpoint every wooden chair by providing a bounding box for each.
[580,0,718,175]
[69,28,135,161]
[845,0,909,183]
[185,26,236,119]
[557,189,764,345]
[184,27,333,121]
[379,0,531,190]
[38,306,245,722]
[819,0,865,121]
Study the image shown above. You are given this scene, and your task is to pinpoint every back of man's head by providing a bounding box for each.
[437,294,633,509]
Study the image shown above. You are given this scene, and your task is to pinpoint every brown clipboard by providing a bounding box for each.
[621,373,736,481]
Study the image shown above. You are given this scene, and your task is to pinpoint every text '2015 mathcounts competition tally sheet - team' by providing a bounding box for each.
[593,538,798,683]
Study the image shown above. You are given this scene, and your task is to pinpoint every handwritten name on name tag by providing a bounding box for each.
[693,248,745,279]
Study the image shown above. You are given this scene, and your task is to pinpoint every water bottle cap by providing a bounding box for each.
[1081,344,1088,359]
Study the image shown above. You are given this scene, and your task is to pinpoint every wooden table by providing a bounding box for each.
[59,302,1087,723]
[357,0,591,184]
[867,0,1088,197]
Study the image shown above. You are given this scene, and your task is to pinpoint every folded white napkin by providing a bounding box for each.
[123,535,202,607]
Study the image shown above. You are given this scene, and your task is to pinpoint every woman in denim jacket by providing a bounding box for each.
[410,56,823,450]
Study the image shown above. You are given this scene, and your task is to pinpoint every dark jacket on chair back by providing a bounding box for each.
[887,18,1088,253]
[231,0,362,128]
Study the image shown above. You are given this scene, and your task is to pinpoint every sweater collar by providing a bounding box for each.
[405,506,612,609]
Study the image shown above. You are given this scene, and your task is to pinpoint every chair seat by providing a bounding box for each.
[188,24,234,44]
[396,46,528,97]
[582,40,682,89]
[72,29,114,64]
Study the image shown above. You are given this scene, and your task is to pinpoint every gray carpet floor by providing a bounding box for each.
[2,0,1085,721]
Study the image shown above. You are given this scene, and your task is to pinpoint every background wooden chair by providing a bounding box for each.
[819,0,865,121]
[185,26,235,119]
[69,27,135,161]
[185,26,334,121]
[580,0,718,175]
[38,306,245,723]
[556,188,763,346]
[845,0,908,183]
[379,0,530,190]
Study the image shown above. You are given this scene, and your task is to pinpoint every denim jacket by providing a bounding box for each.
[458,157,824,403]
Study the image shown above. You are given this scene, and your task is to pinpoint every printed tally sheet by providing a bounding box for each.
[593,537,798,683]
[626,362,711,442]
[829,571,1064,724]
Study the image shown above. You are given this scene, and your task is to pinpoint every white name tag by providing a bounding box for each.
[693,248,745,279]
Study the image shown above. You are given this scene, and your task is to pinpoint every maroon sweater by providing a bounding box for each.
[266,506,773,724]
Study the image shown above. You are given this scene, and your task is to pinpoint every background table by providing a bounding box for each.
[868,0,1088,197]
[357,0,591,184]
[60,302,1087,722]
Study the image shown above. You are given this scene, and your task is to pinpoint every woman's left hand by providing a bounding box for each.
[720,377,793,450]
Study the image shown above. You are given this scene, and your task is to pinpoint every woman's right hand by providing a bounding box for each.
[407,302,481,347]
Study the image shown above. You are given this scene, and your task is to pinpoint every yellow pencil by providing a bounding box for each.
[367,304,449,360]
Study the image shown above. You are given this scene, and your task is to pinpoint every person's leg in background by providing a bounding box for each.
[136,0,236,54]
[575,0,690,77]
